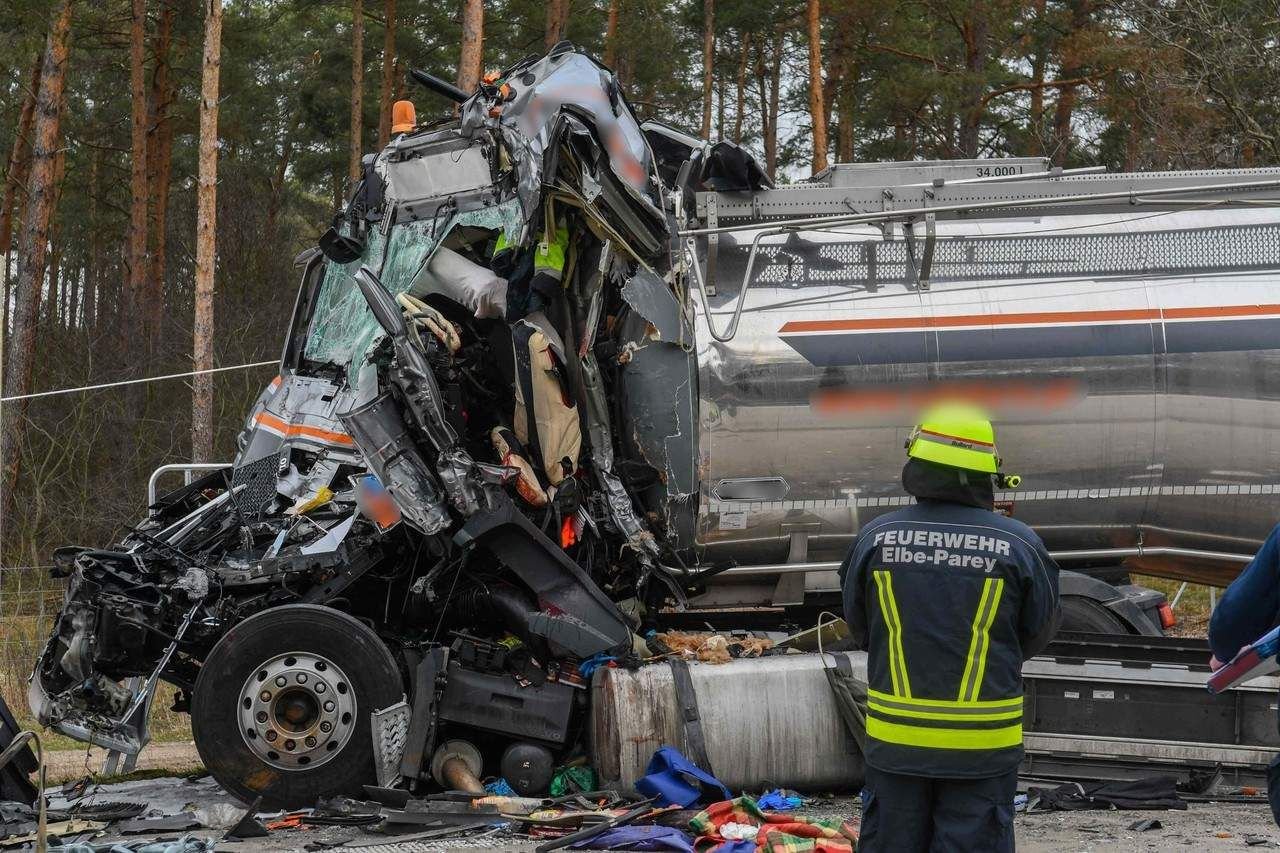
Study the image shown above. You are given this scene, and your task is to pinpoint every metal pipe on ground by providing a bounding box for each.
[430,740,485,795]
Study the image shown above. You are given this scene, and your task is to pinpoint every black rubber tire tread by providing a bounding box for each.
[191,604,402,809]
[1059,595,1130,635]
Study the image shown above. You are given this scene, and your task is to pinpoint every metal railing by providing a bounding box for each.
[146,463,232,509]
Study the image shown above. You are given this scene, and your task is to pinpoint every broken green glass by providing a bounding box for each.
[301,201,521,386]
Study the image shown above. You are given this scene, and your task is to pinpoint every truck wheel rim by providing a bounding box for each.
[237,651,357,771]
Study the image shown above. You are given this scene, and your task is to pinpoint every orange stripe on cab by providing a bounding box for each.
[254,411,354,446]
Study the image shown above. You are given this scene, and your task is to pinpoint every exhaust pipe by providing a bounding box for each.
[409,68,469,104]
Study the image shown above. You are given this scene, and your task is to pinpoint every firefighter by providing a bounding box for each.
[840,405,1060,852]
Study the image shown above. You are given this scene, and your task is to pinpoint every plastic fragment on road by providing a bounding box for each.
[549,766,596,798]
[634,747,730,808]
[568,824,695,852]
[756,789,802,812]
[484,778,517,796]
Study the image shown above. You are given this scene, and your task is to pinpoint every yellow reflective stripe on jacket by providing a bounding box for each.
[872,570,911,698]
[866,716,1024,750]
[958,577,1004,702]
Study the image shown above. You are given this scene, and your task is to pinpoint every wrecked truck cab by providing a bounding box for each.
[30,47,719,808]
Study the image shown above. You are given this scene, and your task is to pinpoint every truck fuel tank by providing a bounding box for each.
[591,652,866,793]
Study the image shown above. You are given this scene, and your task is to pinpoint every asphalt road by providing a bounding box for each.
[28,772,1280,852]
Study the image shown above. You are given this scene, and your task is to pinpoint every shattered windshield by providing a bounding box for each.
[302,202,524,385]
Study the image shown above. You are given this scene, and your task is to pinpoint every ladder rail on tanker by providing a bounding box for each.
[685,165,1280,344]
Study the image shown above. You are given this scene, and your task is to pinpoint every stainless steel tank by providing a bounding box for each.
[591,652,866,791]
[691,198,1280,583]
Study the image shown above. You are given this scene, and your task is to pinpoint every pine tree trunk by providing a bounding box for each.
[753,42,770,171]
[603,0,619,68]
[192,0,222,464]
[47,239,60,328]
[85,147,99,328]
[145,0,175,349]
[1051,0,1091,166]
[46,145,66,328]
[348,0,364,184]
[733,33,749,144]
[806,0,828,173]
[716,70,725,140]
[957,4,989,159]
[700,0,714,139]
[68,258,80,328]
[456,0,483,94]
[2,0,74,516]
[837,62,857,162]
[544,0,563,50]
[766,27,782,182]
[377,0,396,149]
[556,0,570,45]
[0,56,41,270]
[127,0,149,333]
[265,111,301,245]
[1027,0,1047,156]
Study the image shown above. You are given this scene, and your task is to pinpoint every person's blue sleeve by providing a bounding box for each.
[1018,531,1061,660]
[1209,524,1280,662]
[840,535,869,650]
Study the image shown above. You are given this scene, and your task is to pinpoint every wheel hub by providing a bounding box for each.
[238,652,356,771]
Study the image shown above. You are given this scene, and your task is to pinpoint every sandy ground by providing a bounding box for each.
[43,740,204,781]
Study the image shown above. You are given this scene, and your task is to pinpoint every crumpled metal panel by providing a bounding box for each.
[460,51,663,243]
[620,268,685,344]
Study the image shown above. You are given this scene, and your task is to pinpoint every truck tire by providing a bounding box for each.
[1059,595,1128,634]
[191,604,403,809]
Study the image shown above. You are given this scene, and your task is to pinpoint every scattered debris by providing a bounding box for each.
[756,790,803,812]
[688,796,857,853]
[223,796,269,840]
[1127,817,1162,831]
[117,813,204,834]
[635,747,729,809]
[1027,776,1188,811]
[650,632,773,663]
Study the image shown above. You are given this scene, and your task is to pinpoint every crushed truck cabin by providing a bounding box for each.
[26,43,1280,806]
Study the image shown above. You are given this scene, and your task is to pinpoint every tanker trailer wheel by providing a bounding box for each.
[191,604,403,809]
[1059,595,1128,634]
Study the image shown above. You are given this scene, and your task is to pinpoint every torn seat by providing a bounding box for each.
[511,312,581,489]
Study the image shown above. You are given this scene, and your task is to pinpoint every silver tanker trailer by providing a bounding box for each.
[684,155,1280,635]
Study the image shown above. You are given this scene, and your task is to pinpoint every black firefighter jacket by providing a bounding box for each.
[840,499,1061,778]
